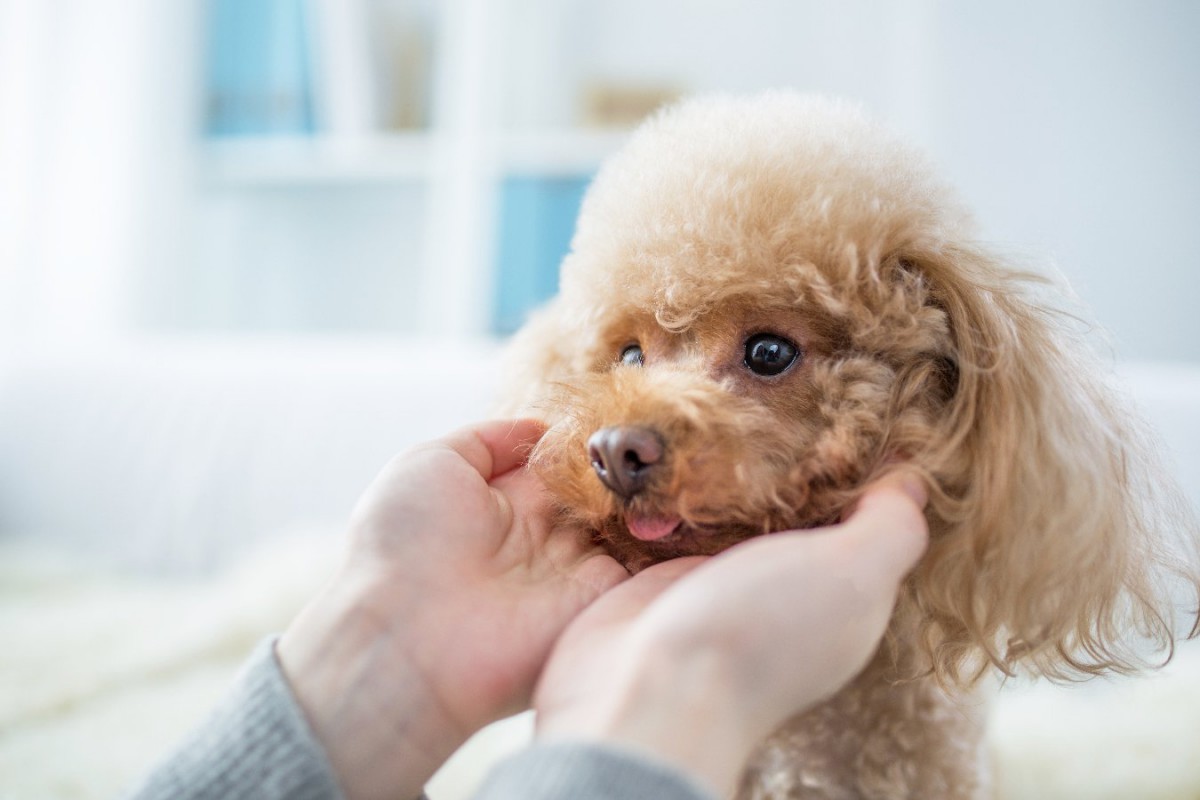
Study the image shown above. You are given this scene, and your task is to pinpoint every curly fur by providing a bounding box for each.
[497,92,1200,799]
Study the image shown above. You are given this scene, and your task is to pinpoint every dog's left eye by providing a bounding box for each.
[744,334,799,376]
[620,344,644,366]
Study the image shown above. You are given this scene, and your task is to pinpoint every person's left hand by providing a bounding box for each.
[532,473,929,796]
[278,419,628,800]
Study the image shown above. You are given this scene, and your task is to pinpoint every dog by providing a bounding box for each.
[496,91,1200,799]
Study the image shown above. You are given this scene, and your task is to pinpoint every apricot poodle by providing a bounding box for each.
[497,91,1200,799]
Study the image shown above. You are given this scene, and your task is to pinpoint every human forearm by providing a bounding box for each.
[277,575,468,800]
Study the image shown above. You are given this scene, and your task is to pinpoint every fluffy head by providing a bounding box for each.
[499,91,1200,685]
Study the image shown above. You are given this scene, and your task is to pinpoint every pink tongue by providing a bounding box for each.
[627,515,682,541]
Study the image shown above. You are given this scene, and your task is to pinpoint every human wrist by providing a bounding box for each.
[536,633,760,796]
[277,574,469,800]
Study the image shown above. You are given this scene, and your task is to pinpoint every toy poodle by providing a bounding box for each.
[496,92,1200,799]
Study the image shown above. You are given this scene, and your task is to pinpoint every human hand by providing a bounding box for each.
[532,472,930,796]
[278,419,628,800]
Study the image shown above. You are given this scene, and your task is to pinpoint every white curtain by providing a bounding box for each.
[0,0,199,350]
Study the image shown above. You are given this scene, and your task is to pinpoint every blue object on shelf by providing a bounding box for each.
[204,0,316,136]
[493,175,592,334]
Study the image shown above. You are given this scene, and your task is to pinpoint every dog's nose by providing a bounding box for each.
[587,426,664,500]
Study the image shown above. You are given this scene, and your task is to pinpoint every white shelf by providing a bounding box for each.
[199,133,436,186]
[200,128,632,187]
[497,128,631,176]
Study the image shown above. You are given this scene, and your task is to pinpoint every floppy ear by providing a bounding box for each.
[899,245,1199,685]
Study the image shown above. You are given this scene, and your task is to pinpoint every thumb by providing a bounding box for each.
[838,471,930,582]
[437,418,547,481]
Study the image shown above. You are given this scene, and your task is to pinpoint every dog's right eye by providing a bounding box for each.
[744,333,799,376]
[619,344,644,366]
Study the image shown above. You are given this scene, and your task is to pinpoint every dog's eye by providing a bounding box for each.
[620,344,644,367]
[744,334,799,377]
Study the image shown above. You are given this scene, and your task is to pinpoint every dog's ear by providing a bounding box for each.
[898,246,1199,685]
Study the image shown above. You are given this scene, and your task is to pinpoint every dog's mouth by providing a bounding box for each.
[598,507,767,571]
[614,502,764,549]
[624,513,683,542]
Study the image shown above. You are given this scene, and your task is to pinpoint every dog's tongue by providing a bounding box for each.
[626,515,682,541]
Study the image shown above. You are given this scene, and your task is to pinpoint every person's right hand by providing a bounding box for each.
[532,472,930,797]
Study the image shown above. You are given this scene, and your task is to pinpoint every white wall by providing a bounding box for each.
[927,1,1200,363]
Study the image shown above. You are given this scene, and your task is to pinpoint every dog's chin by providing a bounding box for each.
[596,513,766,573]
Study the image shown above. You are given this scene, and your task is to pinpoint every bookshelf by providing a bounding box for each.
[193,0,645,338]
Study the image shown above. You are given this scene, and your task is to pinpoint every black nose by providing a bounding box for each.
[587,426,665,500]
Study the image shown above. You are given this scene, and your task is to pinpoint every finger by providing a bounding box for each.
[839,471,930,577]
[438,418,548,481]
[840,465,928,521]
[578,557,709,629]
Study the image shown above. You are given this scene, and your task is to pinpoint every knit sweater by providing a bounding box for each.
[121,638,716,800]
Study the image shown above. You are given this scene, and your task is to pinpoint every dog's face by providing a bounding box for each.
[532,290,944,572]
[524,96,959,572]
[503,92,1197,681]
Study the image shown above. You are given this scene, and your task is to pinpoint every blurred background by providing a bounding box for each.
[2,2,1200,798]
[2,0,1198,353]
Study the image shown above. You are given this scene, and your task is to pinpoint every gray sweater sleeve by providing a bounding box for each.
[122,636,718,800]
[121,637,344,800]
[471,741,719,800]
